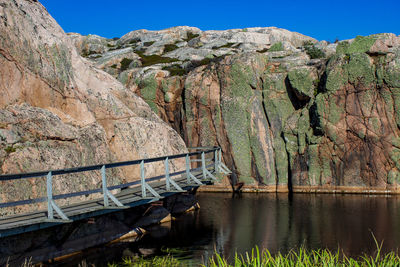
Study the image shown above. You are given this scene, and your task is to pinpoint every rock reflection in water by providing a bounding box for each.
[198,193,400,259]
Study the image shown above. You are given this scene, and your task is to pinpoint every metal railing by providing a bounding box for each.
[0,146,231,222]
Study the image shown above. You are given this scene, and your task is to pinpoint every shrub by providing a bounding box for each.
[303,41,326,59]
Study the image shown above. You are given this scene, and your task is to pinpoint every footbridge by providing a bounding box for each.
[0,147,231,238]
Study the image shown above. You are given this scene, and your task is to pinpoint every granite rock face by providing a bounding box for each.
[0,0,186,214]
[76,26,400,191]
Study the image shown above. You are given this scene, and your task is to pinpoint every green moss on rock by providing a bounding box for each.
[136,51,179,67]
[269,42,284,52]
[287,69,314,99]
[336,35,377,54]
[139,77,159,113]
[325,55,348,93]
[345,53,375,85]
[384,67,400,88]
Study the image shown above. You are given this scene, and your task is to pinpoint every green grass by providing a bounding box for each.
[107,237,400,267]
[205,235,399,267]
[106,245,400,267]
[107,255,182,267]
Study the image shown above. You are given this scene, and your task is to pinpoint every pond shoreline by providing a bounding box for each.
[198,184,400,194]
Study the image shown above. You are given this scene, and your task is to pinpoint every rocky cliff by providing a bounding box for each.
[74,25,400,192]
[0,0,187,214]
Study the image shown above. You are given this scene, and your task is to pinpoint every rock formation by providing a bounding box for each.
[0,0,187,215]
[1,0,400,196]
[74,25,400,192]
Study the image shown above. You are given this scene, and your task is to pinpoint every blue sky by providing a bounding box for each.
[40,0,400,42]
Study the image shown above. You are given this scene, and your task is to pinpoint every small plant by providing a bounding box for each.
[303,41,326,59]
[242,28,248,32]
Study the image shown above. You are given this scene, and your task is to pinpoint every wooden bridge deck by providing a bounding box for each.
[0,147,232,238]
[0,166,215,238]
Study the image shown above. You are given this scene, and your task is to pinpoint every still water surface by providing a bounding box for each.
[58,192,400,265]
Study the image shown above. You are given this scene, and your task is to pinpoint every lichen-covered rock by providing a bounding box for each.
[68,9,400,191]
[0,0,187,214]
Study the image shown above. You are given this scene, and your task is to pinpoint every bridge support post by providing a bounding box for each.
[165,157,184,192]
[186,153,202,185]
[201,152,207,179]
[46,171,69,221]
[101,165,109,207]
[140,160,146,198]
[214,149,218,174]
[101,165,124,208]
[201,151,218,182]
[140,160,161,199]
[217,148,231,175]
[46,171,53,220]
[165,157,170,191]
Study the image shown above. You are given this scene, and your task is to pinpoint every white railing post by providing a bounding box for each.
[214,148,218,174]
[101,165,109,207]
[219,148,222,167]
[46,171,53,219]
[46,171,69,220]
[140,160,146,198]
[186,154,191,184]
[201,151,207,179]
[165,157,170,191]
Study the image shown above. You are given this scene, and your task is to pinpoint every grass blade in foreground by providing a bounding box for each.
[204,245,400,267]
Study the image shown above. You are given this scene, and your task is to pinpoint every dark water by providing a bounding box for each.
[57,192,400,265]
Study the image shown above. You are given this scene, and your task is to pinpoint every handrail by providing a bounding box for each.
[0,147,217,181]
[0,147,227,220]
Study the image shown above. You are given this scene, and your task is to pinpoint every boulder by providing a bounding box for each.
[0,0,187,214]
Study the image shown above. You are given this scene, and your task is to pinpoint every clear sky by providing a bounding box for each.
[40,0,400,42]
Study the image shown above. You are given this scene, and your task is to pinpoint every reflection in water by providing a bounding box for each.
[56,193,400,265]
[198,193,400,260]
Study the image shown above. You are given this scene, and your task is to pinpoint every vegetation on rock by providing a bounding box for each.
[303,41,325,59]
[269,42,284,52]
[135,51,179,66]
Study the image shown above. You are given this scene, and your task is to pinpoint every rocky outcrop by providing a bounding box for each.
[75,26,400,192]
[0,0,186,214]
